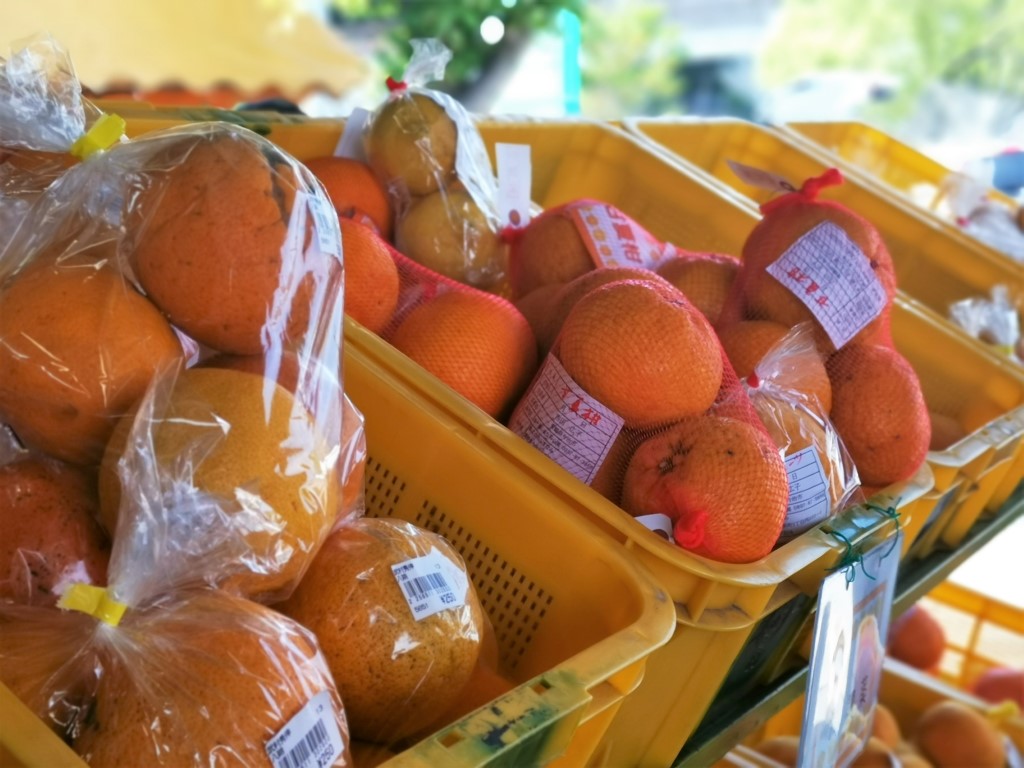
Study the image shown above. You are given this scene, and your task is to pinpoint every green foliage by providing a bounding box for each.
[332,0,582,92]
[760,0,1024,117]
[580,2,688,118]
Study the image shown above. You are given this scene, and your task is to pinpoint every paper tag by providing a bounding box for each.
[391,547,469,621]
[334,107,370,160]
[799,532,902,768]
[508,355,625,485]
[781,446,831,538]
[727,159,798,194]
[289,190,342,262]
[766,221,888,349]
[266,690,344,768]
[635,514,674,540]
[496,143,532,228]
[570,203,669,270]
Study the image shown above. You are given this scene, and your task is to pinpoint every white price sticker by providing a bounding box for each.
[496,143,532,228]
[570,203,668,270]
[508,355,625,485]
[334,107,370,160]
[391,547,469,621]
[766,221,887,349]
[266,690,344,768]
[727,159,797,194]
[781,446,832,539]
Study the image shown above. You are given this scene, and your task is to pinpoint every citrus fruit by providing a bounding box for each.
[557,280,723,429]
[387,289,538,419]
[304,155,393,240]
[508,207,595,299]
[339,218,400,333]
[621,414,789,563]
[914,700,1006,768]
[0,255,183,465]
[365,92,457,196]
[656,252,740,326]
[276,517,483,744]
[887,604,945,672]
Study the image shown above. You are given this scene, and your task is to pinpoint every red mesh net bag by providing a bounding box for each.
[721,168,930,490]
[508,272,791,564]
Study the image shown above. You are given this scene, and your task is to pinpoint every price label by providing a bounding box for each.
[496,143,532,228]
[766,221,888,350]
[570,203,669,270]
[391,547,469,621]
[799,531,903,768]
[266,690,344,768]
[781,445,831,540]
[509,354,625,485]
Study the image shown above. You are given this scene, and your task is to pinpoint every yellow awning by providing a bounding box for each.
[6,0,368,99]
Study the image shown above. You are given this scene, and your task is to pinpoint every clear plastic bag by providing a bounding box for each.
[363,38,507,292]
[948,285,1023,364]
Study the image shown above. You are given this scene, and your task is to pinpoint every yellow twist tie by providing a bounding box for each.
[69,113,126,159]
[57,584,128,627]
[985,700,1020,726]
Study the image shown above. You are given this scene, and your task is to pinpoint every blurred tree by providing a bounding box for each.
[760,0,1024,117]
[580,2,688,118]
[330,0,581,110]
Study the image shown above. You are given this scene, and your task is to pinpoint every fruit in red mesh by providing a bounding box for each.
[0,458,109,606]
[827,344,930,486]
[388,289,538,419]
[970,667,1024,708]
[0,254,183,465]
[277,518,483,744]
[513,282,564,355]
[365,92,457,196]
[621,414,789,563]
[508,207,595,298]
[740,198,897,352]
[557,280,723,429]
[657,252,740,326]
[887,604,945,672]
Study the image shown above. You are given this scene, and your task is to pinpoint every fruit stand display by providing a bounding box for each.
[2,38,1022,768]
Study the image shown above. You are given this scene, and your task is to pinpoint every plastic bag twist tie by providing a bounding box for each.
[57,583,127,627]
[70,113,125,159]
[760,167,845,215]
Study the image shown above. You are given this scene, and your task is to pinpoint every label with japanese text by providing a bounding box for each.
[570,203,669,270]
[781,445,831,540]
[727,159,797,194]
[266,690,344,768]
[496,143,532,228]
[391,547,469,622]
[766,221,887,349]
[508,355,625,485]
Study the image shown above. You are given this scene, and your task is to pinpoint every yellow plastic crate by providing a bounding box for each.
[624,116,1024,364]
[747,658,1024,754]
[785,120,1020,214]
[921,581,1024,693]
[0,327,676,768]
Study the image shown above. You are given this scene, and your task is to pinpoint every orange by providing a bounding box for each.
[513,281,565,356]
[871,703,902,748]
[304,155,394,240]
[970,667,1024,708]
[557,280,723,429]
[365,92,457,197]
[827,344,930,486]
[276,518,483,744]
[98,367,339,599]
[74,592,348,767]
[541,266,673,357]
[394,188,506,291]
[339,218,400,334]
[508,208,595,299]
[887,604,945,672]
[621,414,789,563]
[127,128,338,354]
[741,199,897,352]
[719,320,833,412]
[0,255,184,465]
[914,700,1006,768]
[656,252,741,326]
[387,289,538,420]
[0,457,109,606]
[929,409,966,450]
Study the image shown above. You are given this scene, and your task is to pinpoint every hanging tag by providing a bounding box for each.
[265,690,345,768]
[509,354,625,485]
[728,159,797,194]
[766,221,888,349]
[799,531,903,768]
[496,143,532,228]
[570,203,669,270]
[391,547,470,621]
[334,107,370,160]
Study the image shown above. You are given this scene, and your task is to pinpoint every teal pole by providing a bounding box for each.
[560,9,581,115]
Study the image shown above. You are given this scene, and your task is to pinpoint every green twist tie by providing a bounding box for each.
[70,113,126,159]
[865,496,903,560]
[826,530,867,585]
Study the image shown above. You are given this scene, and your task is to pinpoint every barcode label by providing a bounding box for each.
[266,690,344,768]
[288,190,342,262]
[391,547,469,621]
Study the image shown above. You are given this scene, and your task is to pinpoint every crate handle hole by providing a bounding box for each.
[440,731,464,748]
